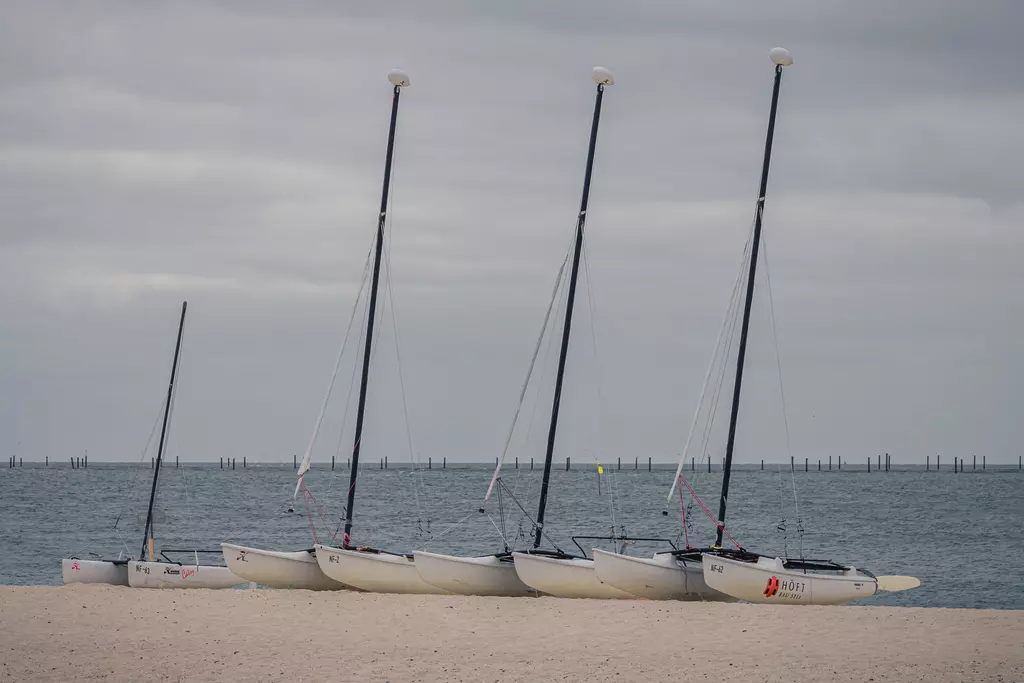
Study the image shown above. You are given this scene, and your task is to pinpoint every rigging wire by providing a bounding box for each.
[111,392,168,557]
[484,235,573,504]
[775,464,789,557]
[381,236,429,528]
[580,236,619,539]
[667,218,754,504]
[294,241,375,498]
[380,144,433,537]
[761,234,804,558]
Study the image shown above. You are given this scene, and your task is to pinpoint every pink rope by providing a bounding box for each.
[677,478,690,549]
[677,475,744,550]
[301,487,319,545]
[300,481,342,545]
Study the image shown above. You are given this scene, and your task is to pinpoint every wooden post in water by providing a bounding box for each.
[761,459,763,470]
[877,454,881,470]
[937,454,940,470]
[829,456,832,471]
[380,459,383,470]
[428,457,431,470]
[45,456,48,466]
[19,458,23,467]
[790,456,794,472]
[176,456,179,468]
[566,457,570,471]
[294,454,297,469]
[516,457,519,470]
[220,457,223,469]
[243,456,246,468]
[926,455,929,470]
[867,457,871,473]
[635,457,638,470]
[805,457,808,472]
[332,456,335,470]
[618,457,621,471]
[84,454,88,468]
[692,457,695,472]
[708,458,711,473]
[232,458,235,470]
[818,459,821,471]
[983,455,986,470]
[648,457,652,472]
[444,457,447,469]
[386,456,389,469]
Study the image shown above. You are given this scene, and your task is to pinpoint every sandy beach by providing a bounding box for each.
[1,587,1021,682]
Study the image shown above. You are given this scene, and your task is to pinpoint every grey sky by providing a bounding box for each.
[2,1,1021,467]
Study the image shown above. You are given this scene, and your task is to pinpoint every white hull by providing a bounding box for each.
[221,543,346,590]
[413,551,537,597]
[127,561,246,589]
[512,552,635,599]
[62,558,129,586]
[591,549,733,601]
[314,544,449,594]
[702,554,878,605]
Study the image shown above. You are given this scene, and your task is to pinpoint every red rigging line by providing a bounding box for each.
[676,475,744,550]
[300,481,343,546]
[677,479,690,549]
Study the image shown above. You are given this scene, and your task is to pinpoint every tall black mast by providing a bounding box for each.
[342,70,409,548]
[716,50,791,547]
[533,68,614,550]
[141,300,187,560]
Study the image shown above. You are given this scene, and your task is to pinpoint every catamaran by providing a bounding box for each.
[411,67,635,599]
[64,302,245,589]
[597,48,919,605]
[304,69,448,595]
[220,70,422,592]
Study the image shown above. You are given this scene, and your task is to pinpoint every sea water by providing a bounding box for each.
[1,462,1021,609]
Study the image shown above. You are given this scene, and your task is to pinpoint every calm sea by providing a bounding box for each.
[2,461,1021,609]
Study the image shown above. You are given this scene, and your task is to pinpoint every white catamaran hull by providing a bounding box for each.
[61,558,129,586]
[512,552,635,599]
[413,551,537,597]
[702,554,878,605]
[314,545,449,594]
[127,561,246,589]
[221,543,347,590]
[591,549,733,601]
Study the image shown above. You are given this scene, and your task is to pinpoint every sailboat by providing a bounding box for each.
[412,67,631,599]
[63,302,245,589]
[598,48,919,605]
[307,69,447,595]
[220,70,420,592]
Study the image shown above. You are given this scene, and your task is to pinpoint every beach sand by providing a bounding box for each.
[1,586,1021,682]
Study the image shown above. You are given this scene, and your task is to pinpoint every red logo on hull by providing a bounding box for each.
[72,562,80,571]
[764,575,780,598]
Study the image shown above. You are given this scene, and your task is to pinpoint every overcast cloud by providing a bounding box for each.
[1,0,1022,467]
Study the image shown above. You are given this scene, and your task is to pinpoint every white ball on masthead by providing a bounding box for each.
[592,67,615,85]
[388,69,411,87]
[769,48,793,67]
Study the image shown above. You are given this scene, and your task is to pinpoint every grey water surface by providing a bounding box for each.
[1,462,1021,609]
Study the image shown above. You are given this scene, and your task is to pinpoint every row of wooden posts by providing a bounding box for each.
[8,454,1024,471]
